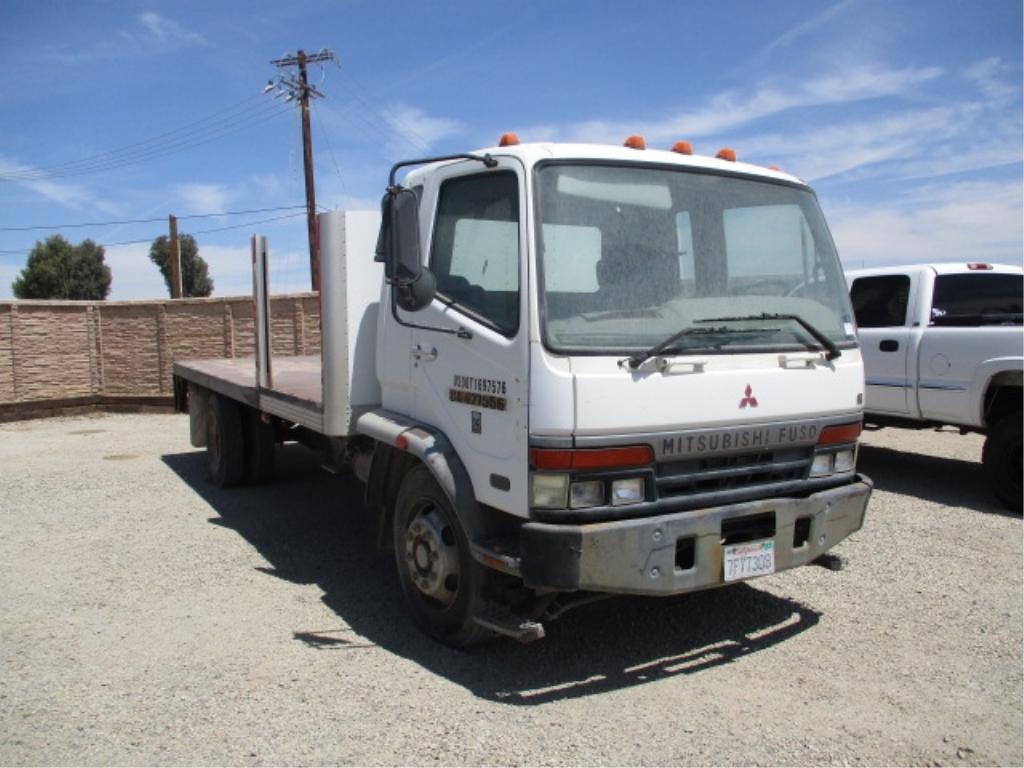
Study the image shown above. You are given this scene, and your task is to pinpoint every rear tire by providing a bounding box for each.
[983,412,1022,513]
[392,465,493,647]
[245,410,275,484]
[206,395,245,488]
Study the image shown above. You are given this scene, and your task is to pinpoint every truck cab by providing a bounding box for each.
[364,137,873,642]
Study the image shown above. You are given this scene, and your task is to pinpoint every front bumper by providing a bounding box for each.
[520,475,872,595]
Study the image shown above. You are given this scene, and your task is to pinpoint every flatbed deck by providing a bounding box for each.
[173,356,325,431]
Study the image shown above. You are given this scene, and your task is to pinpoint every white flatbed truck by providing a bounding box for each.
[173,136,873,646]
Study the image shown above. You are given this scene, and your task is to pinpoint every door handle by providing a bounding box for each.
[879,339,899,352]
[412,344,438,362]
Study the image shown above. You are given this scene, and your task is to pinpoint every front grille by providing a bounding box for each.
[656,446,812,499]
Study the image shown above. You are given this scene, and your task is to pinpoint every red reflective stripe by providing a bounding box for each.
[529,445,654,470]
[818,422,862,445]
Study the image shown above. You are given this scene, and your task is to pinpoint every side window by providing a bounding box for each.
[850,275,911,328]
[430,172,520,334]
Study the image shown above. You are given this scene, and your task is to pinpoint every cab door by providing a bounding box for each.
[402,159,530,515]
[849,273,917,415]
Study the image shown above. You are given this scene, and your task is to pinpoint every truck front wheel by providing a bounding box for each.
[206,394,246,488]
[983,412,1022,513]
[393,465,492,647]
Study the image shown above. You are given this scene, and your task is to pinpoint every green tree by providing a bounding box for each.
[148,234,213,298]
[12,235,112,300]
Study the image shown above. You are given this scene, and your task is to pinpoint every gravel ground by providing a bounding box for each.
[0,413,1020,767]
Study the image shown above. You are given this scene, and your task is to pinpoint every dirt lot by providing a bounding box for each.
[0,413,1020,766]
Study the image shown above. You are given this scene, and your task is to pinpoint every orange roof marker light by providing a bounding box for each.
[671,140,693,155]
[499,132,520,147]
[624,135,647,150]
[716,148,737,162]
[768,165,781,171]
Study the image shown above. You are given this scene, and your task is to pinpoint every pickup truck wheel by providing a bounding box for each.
[393,465,492,647]
[245,410,275,484]
[206,394,245,488]
[983,412,1022,513]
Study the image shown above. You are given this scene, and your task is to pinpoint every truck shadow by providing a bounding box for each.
[163,446,822,705]
[857,443,1012,516]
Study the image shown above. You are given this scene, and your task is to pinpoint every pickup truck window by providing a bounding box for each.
[850,275,911,328]
[931,273,1023,326]
[430,171,520,335]
[536,162,856,355]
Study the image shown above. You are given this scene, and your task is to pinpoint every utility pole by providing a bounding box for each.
[168,214,182,299]
[269,48,335,293]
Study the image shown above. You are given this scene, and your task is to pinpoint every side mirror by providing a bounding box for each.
[376,186,435,312]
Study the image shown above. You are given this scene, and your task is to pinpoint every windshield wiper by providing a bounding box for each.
[695,312,842,360]
[622,325,767,370]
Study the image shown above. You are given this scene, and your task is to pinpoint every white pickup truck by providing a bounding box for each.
[846,263,1022,510]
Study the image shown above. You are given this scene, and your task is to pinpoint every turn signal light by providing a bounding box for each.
[716,147,737,161]
[499,132,520,147]
[671,140,693,155]
[530,445,654,470]
[624,135,647,150]
[818,422,862,446]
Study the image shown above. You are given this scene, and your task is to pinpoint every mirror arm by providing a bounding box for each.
[389,287,472,339]
[388,153,497,187]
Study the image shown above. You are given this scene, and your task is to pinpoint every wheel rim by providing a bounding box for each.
[403,503,460,609]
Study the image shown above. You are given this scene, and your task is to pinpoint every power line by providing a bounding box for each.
[0,93,270,179]
[0,205,307,232]
[0,103,293,181]
[0,211,308,256]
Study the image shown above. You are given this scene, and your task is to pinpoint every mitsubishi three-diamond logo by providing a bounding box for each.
[739,384,759,408]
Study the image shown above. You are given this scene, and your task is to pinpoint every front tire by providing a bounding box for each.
[392,465,492,647]
[983,412,1022,513]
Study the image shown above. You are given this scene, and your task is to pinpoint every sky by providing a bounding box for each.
[0,0,1021,300]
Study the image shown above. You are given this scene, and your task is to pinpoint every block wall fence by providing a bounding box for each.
[0,294,321,420]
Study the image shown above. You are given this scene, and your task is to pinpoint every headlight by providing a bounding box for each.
[570,480,604,508]
[834,447,857,473]
[530,473,569,508]
[810,452,835,477]
[611,477,645,506]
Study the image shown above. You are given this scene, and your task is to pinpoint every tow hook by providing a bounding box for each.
[473,610,546,643]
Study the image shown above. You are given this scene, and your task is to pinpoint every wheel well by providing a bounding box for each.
[984,372,1023,427]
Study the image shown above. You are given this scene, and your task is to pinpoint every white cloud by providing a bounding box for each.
[381,104,463,155]
[741,105,971,181]
[827,180,1024,269]
[962,57,1018,102]
[526,63,943,146]
[0,156,120,213]
[105,243,166,300]
[135,12,207,48]
[755,0,856,63]
[0,262,20,299]
[175,183,233,215]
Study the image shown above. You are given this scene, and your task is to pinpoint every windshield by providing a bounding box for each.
[535,163,857,354]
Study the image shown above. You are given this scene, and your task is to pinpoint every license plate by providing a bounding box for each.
[723,539,775,582]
